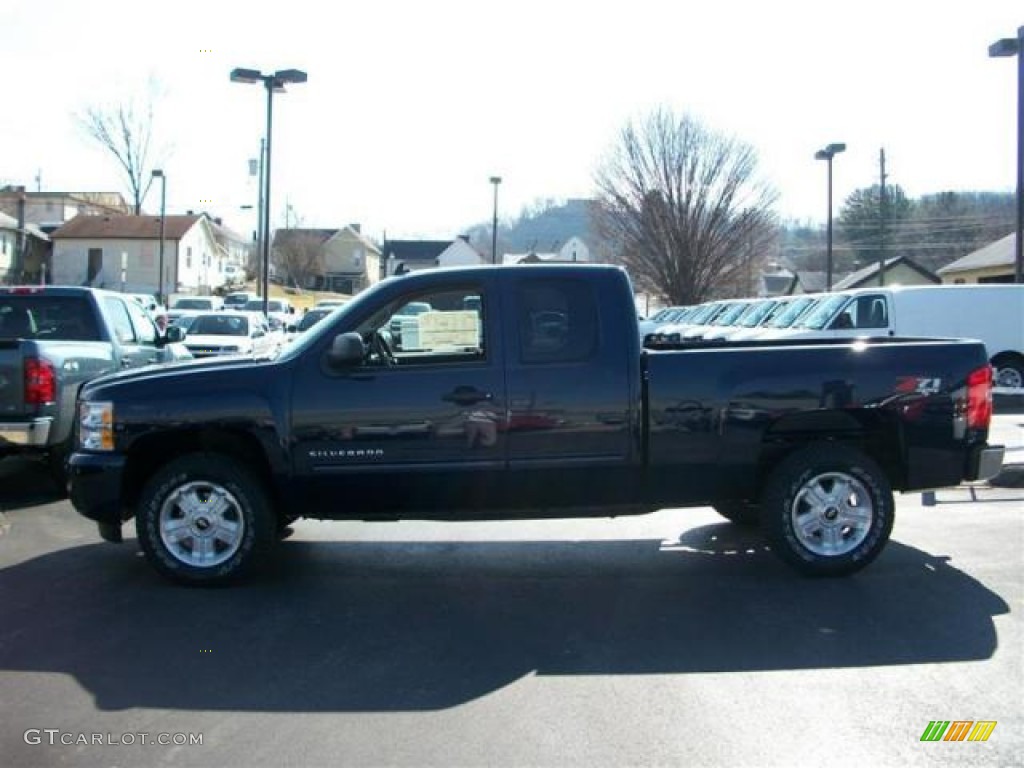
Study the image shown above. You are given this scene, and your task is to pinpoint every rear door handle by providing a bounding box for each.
[443,386,493,406]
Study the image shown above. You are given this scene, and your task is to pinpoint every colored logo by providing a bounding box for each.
[920,721,997,742]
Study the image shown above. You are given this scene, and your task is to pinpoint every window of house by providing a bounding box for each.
[516,278,597,364]
[186,246,192,269]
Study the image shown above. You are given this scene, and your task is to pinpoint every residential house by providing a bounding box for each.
[502,236,594,266]
[50,213,226,298]
[831,256,940,290]
[381,236,483,277]
[937,232,1019,284]
[0,210,50,284]
[273,224,382,294]
[207,217,252,273]
[0,188,131,234]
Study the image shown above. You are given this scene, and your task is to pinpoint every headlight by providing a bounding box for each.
[221,345,241,354]
[79,401,114,451]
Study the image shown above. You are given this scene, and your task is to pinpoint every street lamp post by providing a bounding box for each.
[989,27,1024,284]
[489,176,502,265]
[230,67,307,316]
[151,169,166,306]
[814,143,846,291]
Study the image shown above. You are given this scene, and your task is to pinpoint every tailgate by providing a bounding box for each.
[0,341,26,415]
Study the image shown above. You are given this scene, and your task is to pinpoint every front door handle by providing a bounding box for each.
[443,386,493,406]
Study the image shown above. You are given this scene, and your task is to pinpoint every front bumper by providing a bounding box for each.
[966,444,1005,482]
[0,418,53,447]
[68,451,128,527]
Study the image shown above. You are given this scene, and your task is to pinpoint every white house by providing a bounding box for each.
[503,236,593,265]
[381,236,483,277]
[50,213,227,298]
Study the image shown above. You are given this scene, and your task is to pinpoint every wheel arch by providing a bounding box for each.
[753,409,906,497]
[121,428,279,519]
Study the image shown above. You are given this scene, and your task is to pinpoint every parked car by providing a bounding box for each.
[223,291,260,310]
[242,298,295,330]
[181,311,279,359]
[170,296,224,312]
[753,285,1024,388]
[67,264,1003,585]
[286,308,334,341]
[0,286,185,486]
[223,264,245,286]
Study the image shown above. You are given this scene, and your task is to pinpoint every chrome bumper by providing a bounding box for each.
[967,444,1005,482]
[0,418,53,446]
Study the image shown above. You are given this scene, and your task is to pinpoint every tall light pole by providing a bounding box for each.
[151,169,166,305]
[814,143,846,291]
[489,176,502,265]
[989,27,1024,284]
[230,67,307,316]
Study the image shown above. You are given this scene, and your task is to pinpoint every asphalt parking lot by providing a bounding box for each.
[0,408,1021,768]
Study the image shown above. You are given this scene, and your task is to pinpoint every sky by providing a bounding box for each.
[3,0,1022,244]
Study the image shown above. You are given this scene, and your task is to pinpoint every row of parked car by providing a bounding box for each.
[133,291,348,361]
[640,284,1024,390]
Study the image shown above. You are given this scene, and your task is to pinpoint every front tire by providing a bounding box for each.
[136,453,276,586]
[761,444,893,577]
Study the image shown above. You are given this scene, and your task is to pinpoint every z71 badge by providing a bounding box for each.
[896,376,943,395]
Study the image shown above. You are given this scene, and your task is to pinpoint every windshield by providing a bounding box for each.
[793,294,850,330]
[188,314,249,336]
[739,299,778,327]
[297,309,332,331]
[765,297,817,328]
[173,298,213,309]
[712,302,751,326]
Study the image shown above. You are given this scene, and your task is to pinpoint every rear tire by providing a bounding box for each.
[136,453,276,586]
[761,444,893,577]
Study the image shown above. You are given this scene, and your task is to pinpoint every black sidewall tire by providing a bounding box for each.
[136,453,275,586]
[761,445,894,577]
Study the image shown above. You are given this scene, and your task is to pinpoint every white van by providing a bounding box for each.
[753,284,1024,389]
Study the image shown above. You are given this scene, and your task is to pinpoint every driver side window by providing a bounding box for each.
[368,284,486,367]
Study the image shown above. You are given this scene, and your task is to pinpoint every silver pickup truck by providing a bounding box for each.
[0,286,187,487]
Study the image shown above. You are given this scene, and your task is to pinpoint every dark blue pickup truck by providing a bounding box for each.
[68,265,1004,585]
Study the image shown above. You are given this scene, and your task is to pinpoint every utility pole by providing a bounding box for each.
[878,148,887,287]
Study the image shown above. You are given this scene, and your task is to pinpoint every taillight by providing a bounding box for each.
[25,357,56,405]
[966,364,993,430]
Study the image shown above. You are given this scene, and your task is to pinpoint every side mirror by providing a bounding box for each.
[326,332,365,368]
[164,325,185,343]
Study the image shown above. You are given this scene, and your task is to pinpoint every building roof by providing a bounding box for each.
[274,225,382,253]
[50,213,202,240]
[0,210,50,240]
[381,239,455,262]
[273,228,337,248]
[831,255,939,290]
[937,232,1017,274]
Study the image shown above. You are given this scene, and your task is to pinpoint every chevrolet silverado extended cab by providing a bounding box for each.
[0,286,187,486]
[68,265,1004,585]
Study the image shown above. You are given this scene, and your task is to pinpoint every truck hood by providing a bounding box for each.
[80,354,273,397]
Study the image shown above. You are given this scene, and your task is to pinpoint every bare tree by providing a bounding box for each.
[274,232,326,290]
[594,109,778,305]
[77,84,166,214]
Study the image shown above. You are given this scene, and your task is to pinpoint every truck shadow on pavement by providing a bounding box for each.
[0,522,1009,713]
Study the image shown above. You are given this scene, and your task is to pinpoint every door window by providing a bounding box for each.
[516,278,597,364]
[124,298,158,344]
[103,297,136,343]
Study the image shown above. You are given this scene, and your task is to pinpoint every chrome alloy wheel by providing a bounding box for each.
[158,481,245,567]
[789,471,874,557]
